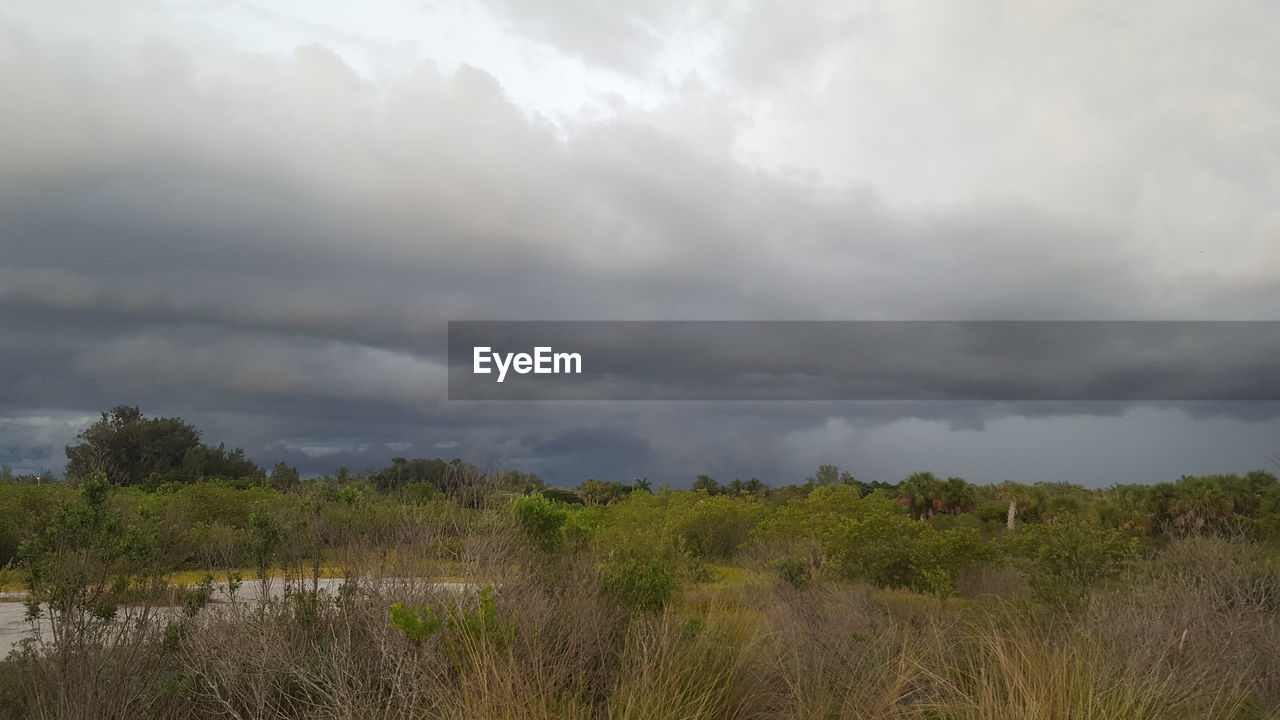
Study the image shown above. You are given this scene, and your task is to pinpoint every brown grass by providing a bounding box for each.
[3,530,1277,720]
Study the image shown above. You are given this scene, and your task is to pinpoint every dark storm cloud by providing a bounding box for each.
[1,1,1278,484]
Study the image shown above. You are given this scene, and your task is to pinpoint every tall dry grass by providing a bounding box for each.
[3,528,1278,719]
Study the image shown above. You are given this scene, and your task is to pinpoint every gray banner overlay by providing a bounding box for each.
[447,321,1280,401]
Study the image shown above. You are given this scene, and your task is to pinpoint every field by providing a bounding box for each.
[2,467,1280,720]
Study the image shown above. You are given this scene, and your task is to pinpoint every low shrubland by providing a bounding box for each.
[3,465,1280,719]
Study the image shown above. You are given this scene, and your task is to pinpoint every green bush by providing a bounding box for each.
[512,493,569,551]
[667,494,767,560]
[1008,519,1138,610]
[600,554,676,612]
[974,505,1008,525]
[825,513,987,596]
[751,488,906,547]
[17,474,171,649]
[446,586,518,658]
[776,555,811,589]
[389,586,517,667]
[394,481,441,505]
[389,601,445,646]
[0,483,74,565]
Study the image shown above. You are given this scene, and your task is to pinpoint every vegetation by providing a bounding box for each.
[2,409,1280,718]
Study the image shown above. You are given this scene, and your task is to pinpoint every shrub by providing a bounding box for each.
[1008,519,1138,610]
[446,585,518,659]
[540,487,583,504]
[512,493,568,551]
[667,494,767,560]
[752,488,906,548]
[825,514,987,596]
[600,554,675,612]
[389,601,445,646]
[389,586,517,667]
[336,484,365,505]
[776,556,811,589]
[974,505,1009,525]
[17,474,170,651]
[394,481,441,505]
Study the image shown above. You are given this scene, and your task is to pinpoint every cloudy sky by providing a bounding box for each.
[2,0,1279,487]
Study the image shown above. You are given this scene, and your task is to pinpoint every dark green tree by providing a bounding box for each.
[65,406,258,485]
[899,472,945,520]
[692,474,723,495]
[270,461,301,490]
[941,476,976,514]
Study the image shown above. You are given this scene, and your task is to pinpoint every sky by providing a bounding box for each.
[1,0,1279,487]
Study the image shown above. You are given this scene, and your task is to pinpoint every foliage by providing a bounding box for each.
[269,462,300,490]
[370,456,478,494]
[750,486,905,549]
[17,473,169,650]
[775,556,811,589]
[1007,519,1139,610]
[541,487,584,504]
[512,493,569,550]
[600,554,675,612]
[447,586,518,657]
[667,494,767,560]
[64,406,260,485]
[577,478,635,504]
[692,474,722,495]
[389,586,517,666]
[899,471,945,520]
[388,601,445,646]
[825,513,987,596]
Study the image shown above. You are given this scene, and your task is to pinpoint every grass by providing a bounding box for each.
[2,525,1276,719]
[0,565,22,592]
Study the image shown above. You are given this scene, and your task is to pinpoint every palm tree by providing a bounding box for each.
[942,476,976,514]
[899,472,944,520]
[1168,480,1234,530]
[692,474,722,495]
[995,481,1030,532]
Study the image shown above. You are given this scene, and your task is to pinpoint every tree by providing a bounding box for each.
[743,477,768,497]
[996,481,1030,532]
[811,464,840,486]
[806,464,859,488]
[180,442,260,480]
[369,457,490,495]
[541,487,584,505]
[492,470,544,493]
[899,472,945,520]
[577,478,630,505]
[372,457,445,492]
[64,406,258,485]
[692,474,723,495]
[941,476,976,514]
[270,462,300,490]
[1167,475,1236,531]
[632,477,652,494]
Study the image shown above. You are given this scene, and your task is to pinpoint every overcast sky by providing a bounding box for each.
[2,0,1279,487]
